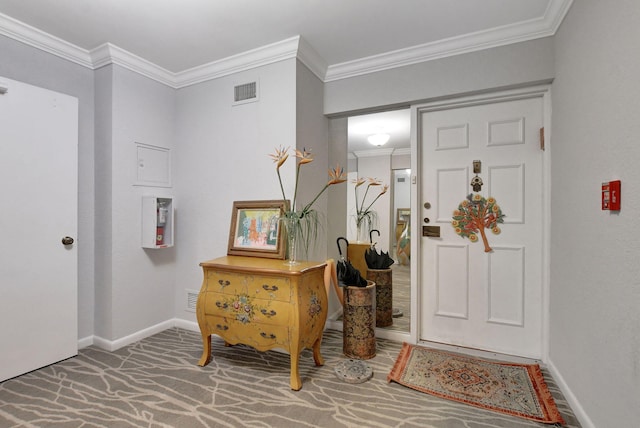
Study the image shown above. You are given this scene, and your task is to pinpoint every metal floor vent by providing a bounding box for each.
[233,81,258,105]
[186,289,199,312]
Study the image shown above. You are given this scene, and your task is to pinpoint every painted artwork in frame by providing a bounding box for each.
[227,200,289,259]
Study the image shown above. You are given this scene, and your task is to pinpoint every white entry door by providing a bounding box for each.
[418,89,547,359]
[0,76,78,381]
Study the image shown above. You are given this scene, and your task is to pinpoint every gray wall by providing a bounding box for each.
[94,64,178,342]
[94,66,113,340]
[551,1,640,426]
[0,34,96,341]
[296,60,330,261]
[172,59,298,324]
[324,37,555,115]
[109,66,177,339]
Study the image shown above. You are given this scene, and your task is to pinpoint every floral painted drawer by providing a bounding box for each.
[201,292,291,325]
[205,315,290,349]
[206,270,292,302]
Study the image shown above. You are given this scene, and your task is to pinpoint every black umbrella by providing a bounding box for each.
[336,237,367,287]
[364,229,395,270]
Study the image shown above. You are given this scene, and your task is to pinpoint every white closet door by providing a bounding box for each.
[0,76,78,381]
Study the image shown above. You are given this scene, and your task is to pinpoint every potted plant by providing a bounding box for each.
[352,177,389,242]
[270,145,346,264]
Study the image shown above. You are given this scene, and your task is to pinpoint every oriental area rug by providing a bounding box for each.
[388,343,565,425]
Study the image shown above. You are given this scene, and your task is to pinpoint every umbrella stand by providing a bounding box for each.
[333,237,375,381]
[363,228,394,327]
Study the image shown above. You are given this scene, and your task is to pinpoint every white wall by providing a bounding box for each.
[328,119,349,255]
[95,65,178,341]
[0,34,96,341]
[94,66,113,340]
[296,60,330,261]
[324,37,555,115]
[550,1,640,426]
[173,59,297,323]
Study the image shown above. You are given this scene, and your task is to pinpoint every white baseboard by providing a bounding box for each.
[546,359,594,428]
[81,317,409,355]
[173,318,199,333]
[80,318,202,351]
[77,335,94,349]
[325,319,343,332]
[90,319,175,352]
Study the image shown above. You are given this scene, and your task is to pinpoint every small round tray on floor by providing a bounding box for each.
[334,359,373,384]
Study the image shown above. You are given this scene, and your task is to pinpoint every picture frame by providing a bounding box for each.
[397,208,410,224]
[227,200,289,259]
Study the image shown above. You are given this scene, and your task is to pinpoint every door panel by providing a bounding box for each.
[419,93,545,358]
[0,76,78,381]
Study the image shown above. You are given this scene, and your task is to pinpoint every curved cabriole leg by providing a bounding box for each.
[290,351,302,390]
[312,337,324,366]
[197,333,211,366]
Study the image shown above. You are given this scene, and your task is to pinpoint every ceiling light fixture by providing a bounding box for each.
[368,133,390,146]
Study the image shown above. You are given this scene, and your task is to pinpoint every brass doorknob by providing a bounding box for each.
[62,236,74,245]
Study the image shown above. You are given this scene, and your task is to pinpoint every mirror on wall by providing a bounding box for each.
[343,108,411,334]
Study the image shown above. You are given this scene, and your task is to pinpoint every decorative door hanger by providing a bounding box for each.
[452,194,505,252]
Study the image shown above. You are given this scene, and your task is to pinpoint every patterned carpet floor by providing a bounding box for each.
[0,328,581,427]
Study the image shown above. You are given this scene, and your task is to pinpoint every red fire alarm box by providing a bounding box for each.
[602,180,621,210]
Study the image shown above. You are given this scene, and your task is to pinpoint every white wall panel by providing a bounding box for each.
[436,123,468,150]
[487,117,524,146]
[435,244,469,319]
[488,164,525,223]
[487,246,524,326]
[436,167,469,222]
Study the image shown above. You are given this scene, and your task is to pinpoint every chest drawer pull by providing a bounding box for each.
[215,301,228,309]
[260,332,276,339]
[216,324,229,331]
[260,309,277,317]
[262,284,278,292]
[218,279,230,286]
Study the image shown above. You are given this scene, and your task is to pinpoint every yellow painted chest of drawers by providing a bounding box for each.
[196,256,328,390]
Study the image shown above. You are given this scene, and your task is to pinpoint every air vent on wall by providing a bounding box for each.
[233,81,259,105]
[186,289,199,312]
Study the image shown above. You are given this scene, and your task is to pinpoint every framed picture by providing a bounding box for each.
[227,200,289,259]
[397,208,410,224]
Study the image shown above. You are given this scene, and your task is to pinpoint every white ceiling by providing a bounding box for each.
[0,0,572,153]
[0,0,570,76]
[348,108,411,154]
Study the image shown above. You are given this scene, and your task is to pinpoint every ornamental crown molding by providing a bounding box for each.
[0,0,572,87]
[174,36,306,88]
[90,43,176,87]
[324,0,573,82]
[0,12,92,68]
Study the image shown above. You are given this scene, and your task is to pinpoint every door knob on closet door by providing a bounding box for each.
[61,236,74,246]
